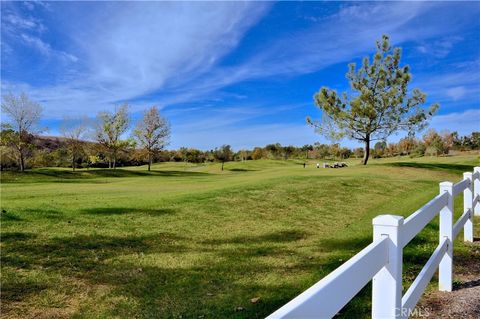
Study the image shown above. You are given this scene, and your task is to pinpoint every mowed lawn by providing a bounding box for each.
[1,155,479,318]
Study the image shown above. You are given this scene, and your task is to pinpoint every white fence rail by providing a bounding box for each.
[268,167,480,319]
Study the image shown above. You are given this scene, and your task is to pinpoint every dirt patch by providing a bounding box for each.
[415,241,480,318]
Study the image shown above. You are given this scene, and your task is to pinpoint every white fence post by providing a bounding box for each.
[463,172,473,242]
[372,215,403,319]
[474,167,480,216]
[439,182,453,292]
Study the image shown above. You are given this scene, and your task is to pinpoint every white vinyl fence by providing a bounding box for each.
[268,167,480,319]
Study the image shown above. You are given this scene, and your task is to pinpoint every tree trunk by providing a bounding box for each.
[72,154,76,171]
[148,153,152,171]
[363,137,370,165]
[19,151,25,172]
[113,156,116,169]
[221,161,224,171]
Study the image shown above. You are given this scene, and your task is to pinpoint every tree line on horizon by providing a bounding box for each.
[0,91,478,172]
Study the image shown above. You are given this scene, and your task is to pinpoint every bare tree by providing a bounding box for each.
[133,106,170,171]
[60,118,89,171]
[1,92,43,171]
[94,104,130,169]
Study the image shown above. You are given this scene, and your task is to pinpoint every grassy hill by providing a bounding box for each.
[1,155,479,318]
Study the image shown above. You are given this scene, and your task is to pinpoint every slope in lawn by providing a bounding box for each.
[1,155,479,318]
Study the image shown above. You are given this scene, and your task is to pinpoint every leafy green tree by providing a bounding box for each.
[265,143,282,159]
[1,92,44,171]
[94,104,130,169]
[374,141,387,158]
[468,132,480,149]
[329,143,341,160]
[251,147,264,160]
[339,147,352,160]
[133,106,170,171]
[398,137,417,155]
[213,145,233,171]
[0,128,19,170]
[353,147,364,159]
[283,145,295,160]
[308,35,438,165]
[301,144,313,159]
[237,149,249,161]
[423,129,445,156]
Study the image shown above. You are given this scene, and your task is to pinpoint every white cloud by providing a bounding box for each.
[4,1,477,116]
[415,36,463,58]
[158,1,476,104]
[20,33,51,55]
[23,2,35,11]
[2,2,271,117]
[412,67,480,107]
[428,109,480,135]
[3,13,42,30]
[19,33,78,62]
[417,46,428,54]
[446,86,467,101]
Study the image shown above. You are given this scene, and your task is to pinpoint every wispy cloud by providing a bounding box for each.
[2,2,272,117]
[153,1,479,105]
[445,86,467,101]
[428,109,480,136]
[2,12,45,32]
[4,1,478,115]
[412,65,480,108]
[416,36,463,58]
[20,33,78,62]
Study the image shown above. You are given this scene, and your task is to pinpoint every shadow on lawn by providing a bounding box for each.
[0,211,23,221]
[1,209,66,223]
[82,207,177,216]
[228,168,258,172]
[0,168,211,183]
[0,226,461,319]
[384,162,475,174]
[1,230,306,318]
[202,230,307,245]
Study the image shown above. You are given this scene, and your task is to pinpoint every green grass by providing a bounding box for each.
[1,155,479,318]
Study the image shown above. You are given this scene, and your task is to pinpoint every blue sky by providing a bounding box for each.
[1,1,479,150]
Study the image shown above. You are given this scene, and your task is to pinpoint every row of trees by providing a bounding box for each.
[166,131,478,163]
[372,130,480,158]
[1,110,478,171]
[1,93,170,171]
